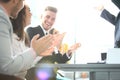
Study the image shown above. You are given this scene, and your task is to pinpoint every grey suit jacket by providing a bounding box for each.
[0,6,35,77]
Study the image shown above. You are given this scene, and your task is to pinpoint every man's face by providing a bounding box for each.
[11,0,24,19]
[41,10,56,31]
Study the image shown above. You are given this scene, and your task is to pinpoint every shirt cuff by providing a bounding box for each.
[66,53,71,59]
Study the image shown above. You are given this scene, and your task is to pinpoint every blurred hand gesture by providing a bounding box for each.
[59,43,68,54]
[53,32,66,48]
[49,28,59,34]
[94,5,104,11]
[31,34,54,56]
[59,43,81,55]
[67,43,81,56]
[40,47,54,56]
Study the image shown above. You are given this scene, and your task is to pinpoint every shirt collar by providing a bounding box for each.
[39,23,49,34]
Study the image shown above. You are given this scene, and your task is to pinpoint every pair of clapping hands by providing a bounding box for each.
[49,28,81,56]
[30,32,64,56]
[31,28,80,57]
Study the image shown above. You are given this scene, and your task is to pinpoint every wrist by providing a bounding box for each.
[30,48,37,58]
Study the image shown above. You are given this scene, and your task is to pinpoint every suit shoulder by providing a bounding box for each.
[27,25,41,30]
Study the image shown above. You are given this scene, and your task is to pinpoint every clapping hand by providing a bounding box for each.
[67,43,81,56]
[52,32,66,48]
[31,34,54,56]
[94,5,104,11]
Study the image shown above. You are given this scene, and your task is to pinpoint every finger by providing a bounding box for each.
[43,35,54,47]
[40,47,54,56]
[75,43,81,48]
[31,34,40,42]
[31,34,40,47]
[38,34,52,42]
[38,34,54,49]
[70,43,81,51]
[54,29,59,34]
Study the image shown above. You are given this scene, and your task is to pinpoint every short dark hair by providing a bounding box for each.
[45,6,57,13]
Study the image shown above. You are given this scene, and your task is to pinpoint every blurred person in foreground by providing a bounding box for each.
[0,0,62,79]
[10,4,34,79]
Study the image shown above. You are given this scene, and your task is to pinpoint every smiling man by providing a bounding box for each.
[26,6,72,80]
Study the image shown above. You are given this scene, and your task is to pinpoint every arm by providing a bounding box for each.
[0,13,54,75]
[101,9,116,25]
[0,16,35,75]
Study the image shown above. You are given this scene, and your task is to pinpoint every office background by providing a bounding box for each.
[26,0,119,64]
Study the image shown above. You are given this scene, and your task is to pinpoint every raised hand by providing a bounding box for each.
[94,5,104,11]
[31,34,54,56]
[67,43,81,56]
[40,47,54,56]
[52,29,59,34]
[52,32,66,48]
[49,28,59,34]
[59,43,81,55]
